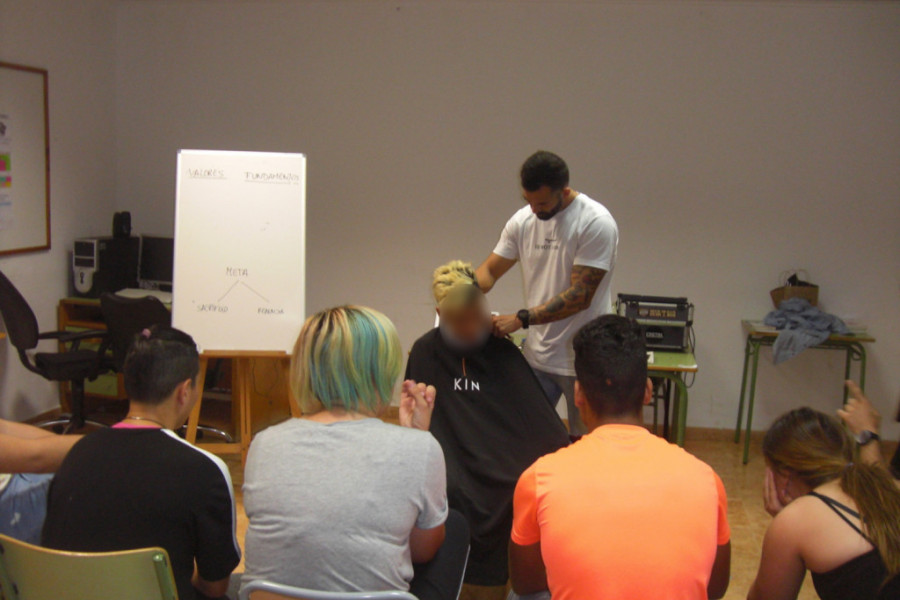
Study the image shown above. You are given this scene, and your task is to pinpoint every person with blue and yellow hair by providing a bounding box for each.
[240,305,469,600]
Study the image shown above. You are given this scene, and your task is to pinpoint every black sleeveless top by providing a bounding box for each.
[808,492,900,600]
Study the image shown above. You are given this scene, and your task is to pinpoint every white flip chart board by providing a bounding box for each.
[172,150,306,353]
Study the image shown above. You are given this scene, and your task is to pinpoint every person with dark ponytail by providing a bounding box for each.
[748,407,900,600]
[42,326,241,600]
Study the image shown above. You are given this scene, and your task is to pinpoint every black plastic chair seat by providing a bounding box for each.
[34,350,101,382]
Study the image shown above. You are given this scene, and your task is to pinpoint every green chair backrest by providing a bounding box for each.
[0,534,178,600]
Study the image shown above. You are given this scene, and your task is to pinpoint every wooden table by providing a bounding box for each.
[648,350,698,447]
[734,320,876,464]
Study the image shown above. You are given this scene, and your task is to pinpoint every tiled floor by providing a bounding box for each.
[679,436,817,600]
[225,432,830,600]
[50,392,900,598]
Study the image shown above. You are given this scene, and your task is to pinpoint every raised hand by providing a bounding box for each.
[399,380,436,431]
[838,380,881,436]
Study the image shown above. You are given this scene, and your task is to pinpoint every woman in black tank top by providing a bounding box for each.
[806,492,900,600]
[748,408,900,600]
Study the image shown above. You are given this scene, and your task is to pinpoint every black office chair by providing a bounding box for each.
[0,270,109,432]
[99,293,232,442]
[99,293,171,372]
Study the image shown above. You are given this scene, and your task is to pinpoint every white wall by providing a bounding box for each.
[113,0,900,435]
[0,0,118,419]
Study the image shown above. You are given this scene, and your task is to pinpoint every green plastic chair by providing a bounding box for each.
[0,534,178,600]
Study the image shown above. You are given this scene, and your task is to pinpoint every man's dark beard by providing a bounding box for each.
[535,196,564,221]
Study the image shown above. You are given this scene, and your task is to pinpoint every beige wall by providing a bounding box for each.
[2,1,899,438]
[0,0,118,419]
[114,1,900,436]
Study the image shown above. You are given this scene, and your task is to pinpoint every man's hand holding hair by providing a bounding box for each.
[492,313,522,337]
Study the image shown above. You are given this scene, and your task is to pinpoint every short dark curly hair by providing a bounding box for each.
[520,150,569,192]
[124,326,199,404]
[573,315,647,417]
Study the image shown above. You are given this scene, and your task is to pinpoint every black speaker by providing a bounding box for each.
[112,211,131,239]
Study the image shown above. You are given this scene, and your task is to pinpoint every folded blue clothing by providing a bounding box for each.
[763,297,849,364]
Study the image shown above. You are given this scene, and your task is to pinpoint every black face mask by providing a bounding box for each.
[535,195,564,221]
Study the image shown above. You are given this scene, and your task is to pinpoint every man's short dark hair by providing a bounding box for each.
[573,315,648,417]
[123,326,199,404]
[520,151,569,192]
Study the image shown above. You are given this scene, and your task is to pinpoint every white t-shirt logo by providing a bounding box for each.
[535,237,560,251]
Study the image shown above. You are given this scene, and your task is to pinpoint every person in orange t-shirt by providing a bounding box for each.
[509,315,731,600]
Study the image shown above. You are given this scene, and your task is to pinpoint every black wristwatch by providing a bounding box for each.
[856,430,880,446]
[517,309,531,330]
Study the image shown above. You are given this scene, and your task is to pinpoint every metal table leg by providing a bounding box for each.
[842,342,868,402]
[852,342,867,391]
[673,374,688,447]
[663,379,671,440]
[649,377,673,440]
[650,377,660,434]
[653,372,688,448]
[843,346,853,402]
[742,338,762,464]
[735,335,753,443]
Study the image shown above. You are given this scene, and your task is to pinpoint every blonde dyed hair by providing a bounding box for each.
[432,260,480,310]
[291,306,402,415]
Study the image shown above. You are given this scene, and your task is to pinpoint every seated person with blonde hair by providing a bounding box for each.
[241,305,469,600]
[406,261,569,599]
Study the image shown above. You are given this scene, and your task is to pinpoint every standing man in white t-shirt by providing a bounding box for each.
[475,151,618,435]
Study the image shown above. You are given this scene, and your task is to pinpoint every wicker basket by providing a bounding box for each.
[770,270,818,308]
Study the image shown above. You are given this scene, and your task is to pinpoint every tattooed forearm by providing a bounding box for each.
[528,266,607,325]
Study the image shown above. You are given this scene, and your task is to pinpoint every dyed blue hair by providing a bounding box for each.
[291,306,402,414]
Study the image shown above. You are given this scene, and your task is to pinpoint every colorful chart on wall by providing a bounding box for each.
[0,62,50,256]
[172,150,306,353]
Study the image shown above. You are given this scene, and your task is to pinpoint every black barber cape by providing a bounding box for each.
[405,328,569,586]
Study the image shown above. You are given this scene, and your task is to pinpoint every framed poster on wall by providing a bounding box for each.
[0,61,50,256]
